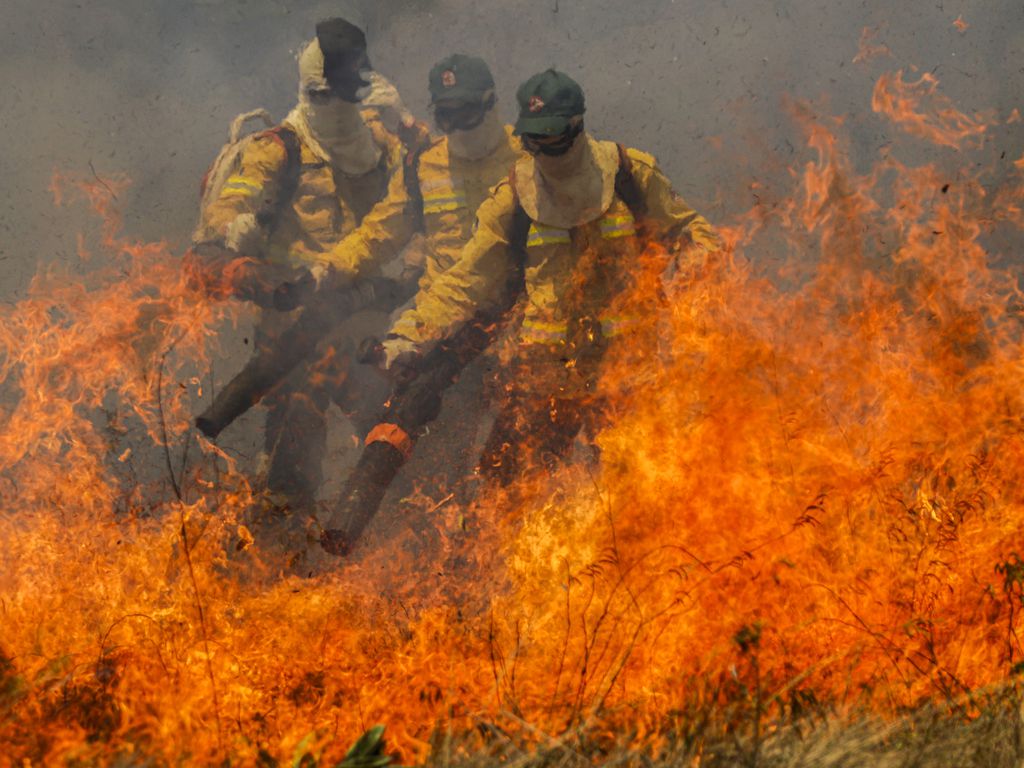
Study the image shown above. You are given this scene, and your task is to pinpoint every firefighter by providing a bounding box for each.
[314,54,525,556]
[326,69,718,553]
[313,53,522,285]
[193,18,416,560]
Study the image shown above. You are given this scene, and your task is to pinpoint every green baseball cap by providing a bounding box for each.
[428,54,495,105]
[514,69,585,135]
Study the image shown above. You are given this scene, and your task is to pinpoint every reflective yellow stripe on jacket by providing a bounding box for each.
[599,213,636,239]
[526,224,571,247]
[520,318,569,344]
[599,315,642,338]
[221,175,263,198]
[420,176,468,214]
[388,142,720,353]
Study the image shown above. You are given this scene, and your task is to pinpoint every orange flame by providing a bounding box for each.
[872,70,989,150]
[2,66,1023,765]
[853,26,891,65]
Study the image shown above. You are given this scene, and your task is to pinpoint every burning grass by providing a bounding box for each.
[2,63,1024,766]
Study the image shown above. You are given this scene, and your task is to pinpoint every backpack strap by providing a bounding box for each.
[508,144,647,241]
[612,143,648,223]
[403,143,427,234]
[500,146,647,312]
[392,119,433,234]
[254,125,301,234]
[506,162,532,300]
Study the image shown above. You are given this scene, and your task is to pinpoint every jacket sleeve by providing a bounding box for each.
[629,150,719,253]
[389,181,519,348]
[200,134,289,241]
[315,158,419,278]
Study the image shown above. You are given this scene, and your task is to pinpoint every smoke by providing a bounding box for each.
[2,0,1020,299]
[1,0,1022,514]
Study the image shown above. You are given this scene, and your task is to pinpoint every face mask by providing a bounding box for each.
[322,51,372,103]
[433,94,495,133]
[295,87,381,175]
[521,120,584,157]
[293,39,381,174]
[302,90,365,137]
[446,107,505,161]
[532,129,590,180]
[513,132,617,228]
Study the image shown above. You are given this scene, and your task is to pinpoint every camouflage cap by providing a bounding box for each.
[428,54,495,105]
[514,69,585,135]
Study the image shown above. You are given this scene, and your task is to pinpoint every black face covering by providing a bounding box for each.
[521,120,584,156]
[324,60,371,103]
[316,18,371,103]
[433,94,496,133]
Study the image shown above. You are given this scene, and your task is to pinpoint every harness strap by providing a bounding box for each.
[403,149,426,234]
[254,125,302,234]
[505,144,650,349]
[613,143,648,223]
[507,144,648,239]
[506,163,532,302]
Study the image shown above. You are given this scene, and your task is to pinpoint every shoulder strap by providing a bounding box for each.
[275,125,302,183]
[403,145,426,234]
[507,162,531,256]
[502,162,531,304]
[395,120,433,234]
[254,125,301,232]
[507,145,647,242]
[612,143,648,221]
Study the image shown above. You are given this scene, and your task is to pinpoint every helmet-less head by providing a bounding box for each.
[306,17,371,103]
[429,54,505,160]
[293,18,380,175]
[512,70,616,228]
[514,69,587,163]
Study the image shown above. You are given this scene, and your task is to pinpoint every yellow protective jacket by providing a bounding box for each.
[390,141,718,352]
[317,126,523,284]
[201,112,405,272]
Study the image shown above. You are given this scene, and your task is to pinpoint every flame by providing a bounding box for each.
[871,70,989,151]
[853,26,891,65]
[2,65,1024,765]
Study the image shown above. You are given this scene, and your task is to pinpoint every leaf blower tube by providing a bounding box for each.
[194,276,417,439]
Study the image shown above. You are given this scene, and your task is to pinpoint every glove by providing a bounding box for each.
[224,213,262,255]
[380,335,423,387]
[309,262,331,287]
[185,241,247,300]
[270,263,348,311]
[271,269,316,311]
[381,335,421,372]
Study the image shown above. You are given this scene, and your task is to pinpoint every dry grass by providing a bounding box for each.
[410,693,1024,768]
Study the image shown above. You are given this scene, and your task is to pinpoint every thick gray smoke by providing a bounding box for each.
[1,0,1021,509]
[2,0,1021,298]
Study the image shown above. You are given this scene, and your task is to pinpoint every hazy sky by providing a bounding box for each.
[1,0,1020,298]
